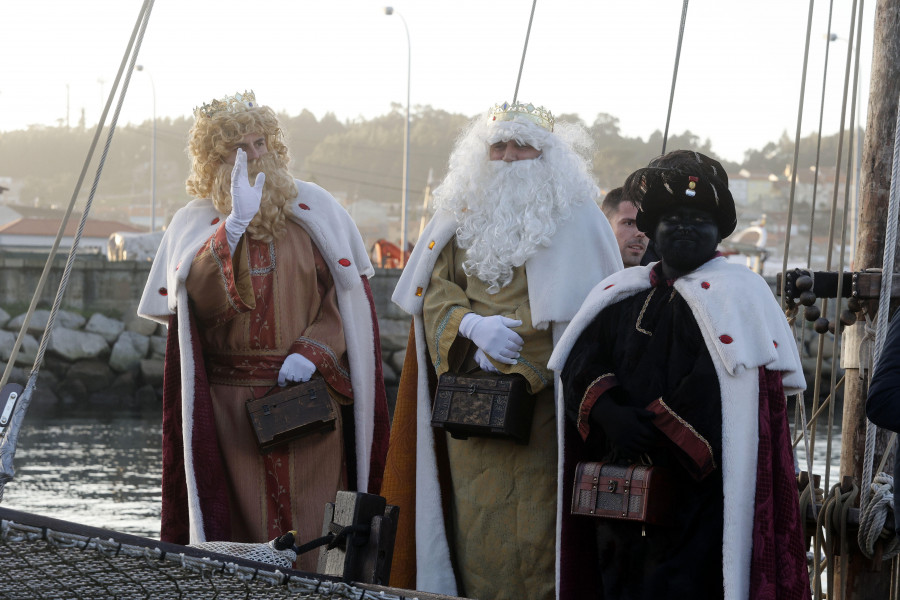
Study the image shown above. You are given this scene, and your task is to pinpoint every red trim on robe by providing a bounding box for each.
[214,224,250,316]
[577,374,618,440]
[289,337,354,398]
[646,397,716,480]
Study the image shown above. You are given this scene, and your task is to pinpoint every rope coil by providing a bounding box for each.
[857,472,900,560]
[813,480,860,600]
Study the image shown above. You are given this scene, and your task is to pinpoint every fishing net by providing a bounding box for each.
[0,512,402,600]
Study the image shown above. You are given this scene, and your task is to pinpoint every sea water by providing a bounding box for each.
[1,407,845,542]
[2,413,163,539]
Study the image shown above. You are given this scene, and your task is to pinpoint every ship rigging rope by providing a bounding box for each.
[511,0,537,104]
[0,0,156,504]
[823,0,864,498]
[660,0,689,155]
[771,0,900,577]
[797,2,866,589]
[804,0,837,275]
[781,0,820,525]
[515,0,689,155]
[782,0,863,529]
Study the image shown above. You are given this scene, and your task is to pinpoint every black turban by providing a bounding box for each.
[624,150,736,239]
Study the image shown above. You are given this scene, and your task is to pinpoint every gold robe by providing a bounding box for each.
[421,241,556,600]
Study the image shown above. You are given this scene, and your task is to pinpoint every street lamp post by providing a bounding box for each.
[384,6,411,266]
[135,65,157,232]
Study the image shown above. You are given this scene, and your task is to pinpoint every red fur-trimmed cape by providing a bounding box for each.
[141,181,389,544]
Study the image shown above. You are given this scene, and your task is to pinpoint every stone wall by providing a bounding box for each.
[367,268,408,402]
[0,251,409,413]
[0,252,156,317]
[0,306,166,415]
[0,252,830,412]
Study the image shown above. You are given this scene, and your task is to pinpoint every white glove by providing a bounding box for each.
[277,353,317,386]
[458,313,523,365]
[224,148,266,254]
[474,348,500,373]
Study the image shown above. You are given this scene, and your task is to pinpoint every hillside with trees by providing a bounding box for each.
[0,105,857,254]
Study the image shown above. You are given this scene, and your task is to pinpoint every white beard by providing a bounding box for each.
[446,159,581,294]
[432,116,599,294]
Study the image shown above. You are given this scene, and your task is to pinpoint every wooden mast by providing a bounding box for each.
[838,0,900,595]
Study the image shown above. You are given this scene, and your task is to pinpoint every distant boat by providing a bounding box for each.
[720,214,769,274]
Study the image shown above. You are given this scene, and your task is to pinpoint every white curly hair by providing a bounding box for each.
[433,112,599,293]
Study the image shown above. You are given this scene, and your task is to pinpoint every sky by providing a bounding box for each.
[0,0,875,164]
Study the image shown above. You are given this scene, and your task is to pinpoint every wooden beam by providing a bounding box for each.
[777,270,900,299]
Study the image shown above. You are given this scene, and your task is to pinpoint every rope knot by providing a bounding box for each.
[857,472,900,560]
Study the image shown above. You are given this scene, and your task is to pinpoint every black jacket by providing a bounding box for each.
[865,311,900,534]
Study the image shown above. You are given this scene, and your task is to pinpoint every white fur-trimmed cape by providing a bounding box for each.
[548,257,805,600]
[138,180,380,543]
[391,200,623,595]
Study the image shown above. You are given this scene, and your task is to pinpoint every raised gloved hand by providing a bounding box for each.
[474,348,500,374]
[224,148,266,254]
[589,393,659,454]
[277,353,317,386]
[458,313,523,365]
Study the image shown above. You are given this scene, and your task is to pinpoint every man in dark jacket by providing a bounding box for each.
[865,311,900,535]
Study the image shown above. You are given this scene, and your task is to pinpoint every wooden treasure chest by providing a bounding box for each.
[431,372,534,445]
[571,461,675,525]
[246,378,336,453]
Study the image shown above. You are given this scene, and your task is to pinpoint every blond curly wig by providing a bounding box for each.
[186,106,296,242]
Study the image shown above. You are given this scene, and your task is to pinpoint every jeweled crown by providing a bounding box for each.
[194,90,258,119]
[489,101,554,132]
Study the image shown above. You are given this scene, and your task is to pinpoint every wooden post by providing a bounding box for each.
[838,0,900,596]
[317,491,399,586]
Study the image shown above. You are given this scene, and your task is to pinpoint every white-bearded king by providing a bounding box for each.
[382,102,623,599]
[137,91,389,572]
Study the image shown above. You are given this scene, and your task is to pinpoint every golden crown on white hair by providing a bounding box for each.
[194,90,257,119]
[489,101,554,132]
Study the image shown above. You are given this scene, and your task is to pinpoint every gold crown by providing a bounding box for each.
[489,101,554,132]
[194,90,258,119]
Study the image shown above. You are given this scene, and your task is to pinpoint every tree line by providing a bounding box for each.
[0,104,855,227]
